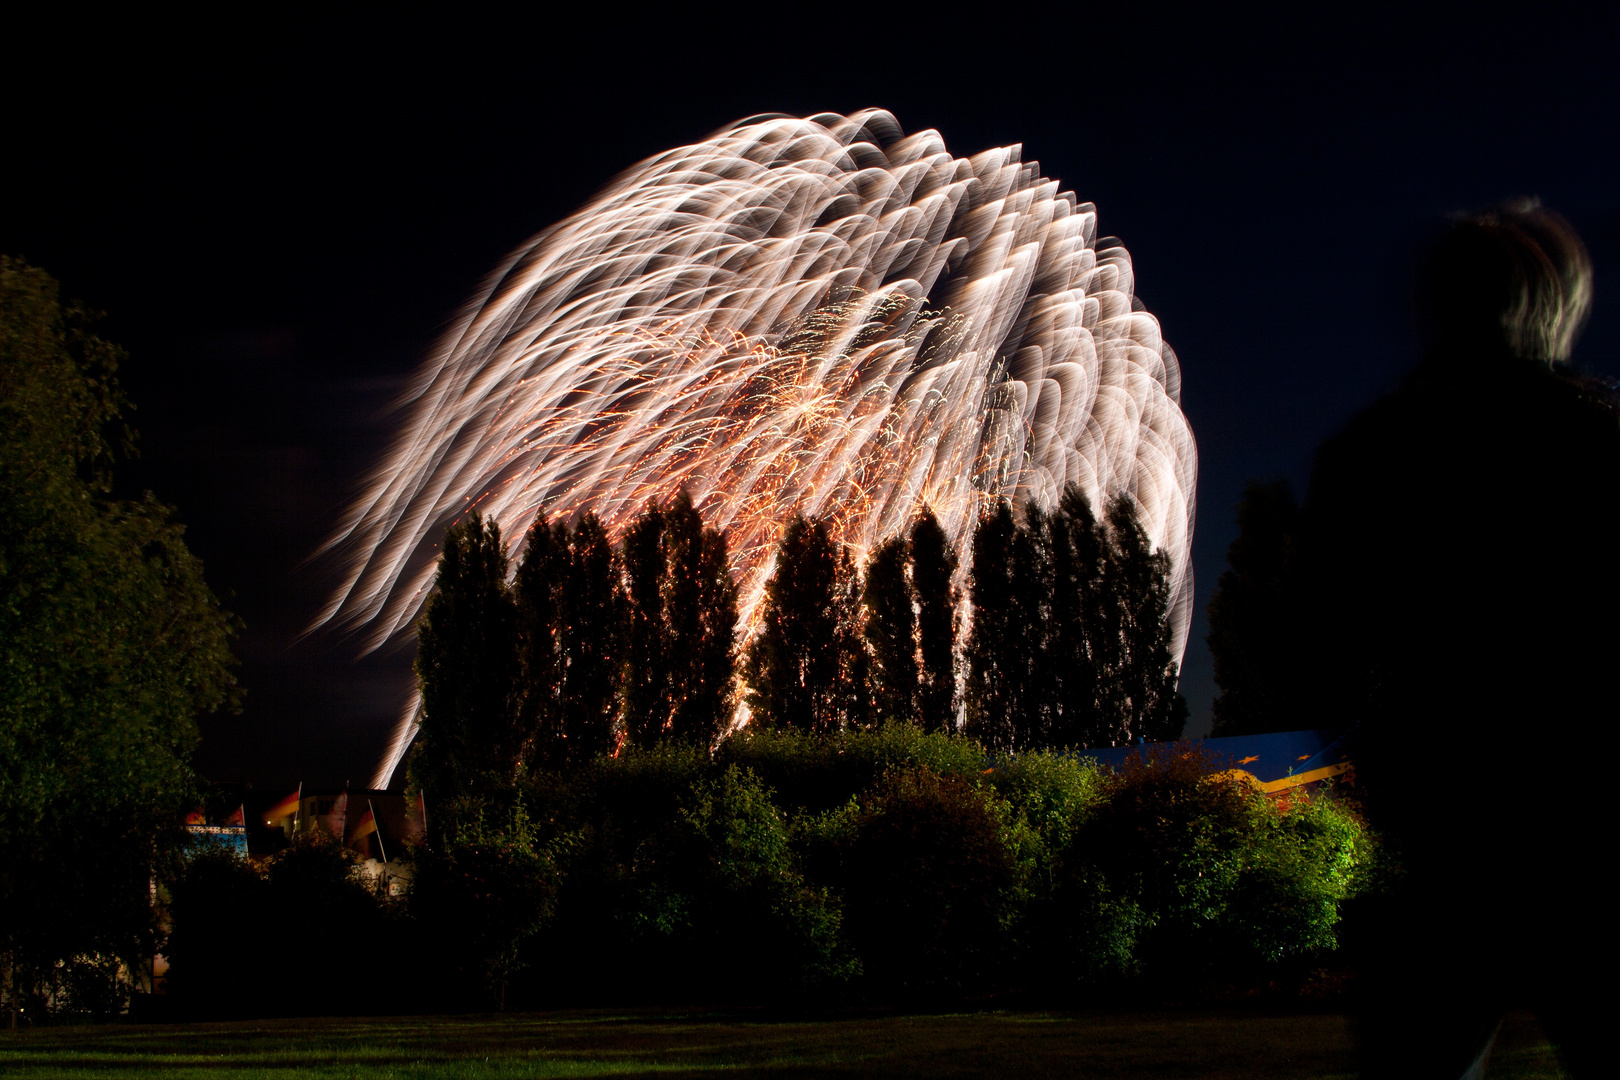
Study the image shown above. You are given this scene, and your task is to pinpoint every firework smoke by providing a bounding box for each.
[317,110,1198,787]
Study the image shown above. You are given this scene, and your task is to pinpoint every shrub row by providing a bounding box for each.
[161,729,1374,1015]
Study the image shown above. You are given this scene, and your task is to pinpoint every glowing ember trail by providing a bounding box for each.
[317,110,1198,787]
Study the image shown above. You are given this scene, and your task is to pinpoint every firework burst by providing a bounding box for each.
[316,110,1198,786]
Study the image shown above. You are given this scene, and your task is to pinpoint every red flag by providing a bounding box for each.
[349,802,382,861]
[350,805,377,841]
[225,804,245,828]
[266,784,301,824]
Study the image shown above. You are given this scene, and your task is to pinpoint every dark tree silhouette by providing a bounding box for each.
[831,545,871,733]
[1206,480,1303,737]
[966,488,1183,751]
[911,508,960,734]
[1102,495,1186,744]
[863,536,917,725]
[557,513,624,763]
[743,514,859,735]
[514,514,568,770]
[1040,487,1103,748]
[621,492,739,748]
[622,500,670,748]
[1005,502,1049,748]
[662,492,739,747]
[413,513,523,816]
[964,502,1020,752]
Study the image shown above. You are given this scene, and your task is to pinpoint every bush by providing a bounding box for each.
[538,758,851,1003]
[164,828,397,1018]
[817,766,1032,998]
[1045,744,1372,994]
[988,751,1110,861]
[1224,790,1372,965]
[409,797,558,1010]
[717,723,986,814]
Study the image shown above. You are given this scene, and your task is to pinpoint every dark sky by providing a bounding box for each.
[8,9,1618,789]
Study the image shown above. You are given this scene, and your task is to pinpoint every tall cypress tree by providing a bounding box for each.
[832,545,871,733]
[621,500,669,748]
[965,502,1018,752]
[559,513,624,763]
[413,512,523,809]
[664,491,739,748]
[863,536,917,725]
[1006,502,1049,749]
[743,513,845,734]
[1101,495,1185,744]
[1043,487,1103,748]
[617,492,740,748]
[1207,480,1302,737]
[513,514,568,771]
[911,507,960,735]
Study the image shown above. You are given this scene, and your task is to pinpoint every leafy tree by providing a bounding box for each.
[910,508,959,734]
[965,488,1183,751]
[622,492,738,749]
[829,545,871,733]
[408,798,558,1010]
[621,500,669,748]
[0,259,237,1023]
[1207,480,1304,737]
[665,493,739,747]
[860,509,962,733]
[1039,488,1104,748]
[557,513,624,763]
[411,512,522,822]
[965,500,1048,750]
[964,502,1019,752]
[514,514,568,770]
[743,514,858,735]
[828,766,1031,997]
[1047,745,1368,990]
[1006,502,1051,747]
[1101,495,1186,743]
[862,536,917,725]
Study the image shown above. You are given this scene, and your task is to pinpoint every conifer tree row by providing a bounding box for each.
[413,494,738,804]
[414,487,1186,803]
[965,485,1186,752]
[740,514,867,735]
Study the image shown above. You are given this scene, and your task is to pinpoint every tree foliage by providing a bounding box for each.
[966,487,1183,751]
[1207,480,1305,737]
[0,258,237,1021]
[742,514,864,735]
[411,512,522,821]
[910,508,960,734]
[861,509,961,732]
[621,492,737,750]
[512,512,627,771]
[862,537,916,725]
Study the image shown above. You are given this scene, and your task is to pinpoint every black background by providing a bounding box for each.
[7,6,1618,788]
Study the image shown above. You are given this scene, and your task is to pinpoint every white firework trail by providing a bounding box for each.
[317,110,1198,788]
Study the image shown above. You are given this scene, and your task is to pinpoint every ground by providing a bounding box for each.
[0,1008,1564,1078]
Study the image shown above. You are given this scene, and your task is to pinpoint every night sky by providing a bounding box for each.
[9,10,1618,790]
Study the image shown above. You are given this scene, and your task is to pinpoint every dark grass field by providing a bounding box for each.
[0,1008,1564,1079]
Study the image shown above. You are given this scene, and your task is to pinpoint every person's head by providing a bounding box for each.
[1417,199,1592,365]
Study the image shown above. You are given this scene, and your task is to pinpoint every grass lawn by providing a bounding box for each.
[0,1007,1565,1079]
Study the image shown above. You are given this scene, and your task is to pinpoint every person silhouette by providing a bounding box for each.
[1296,201,1615,1078]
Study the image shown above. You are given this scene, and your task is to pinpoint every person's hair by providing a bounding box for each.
[1418,199,1592,364]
